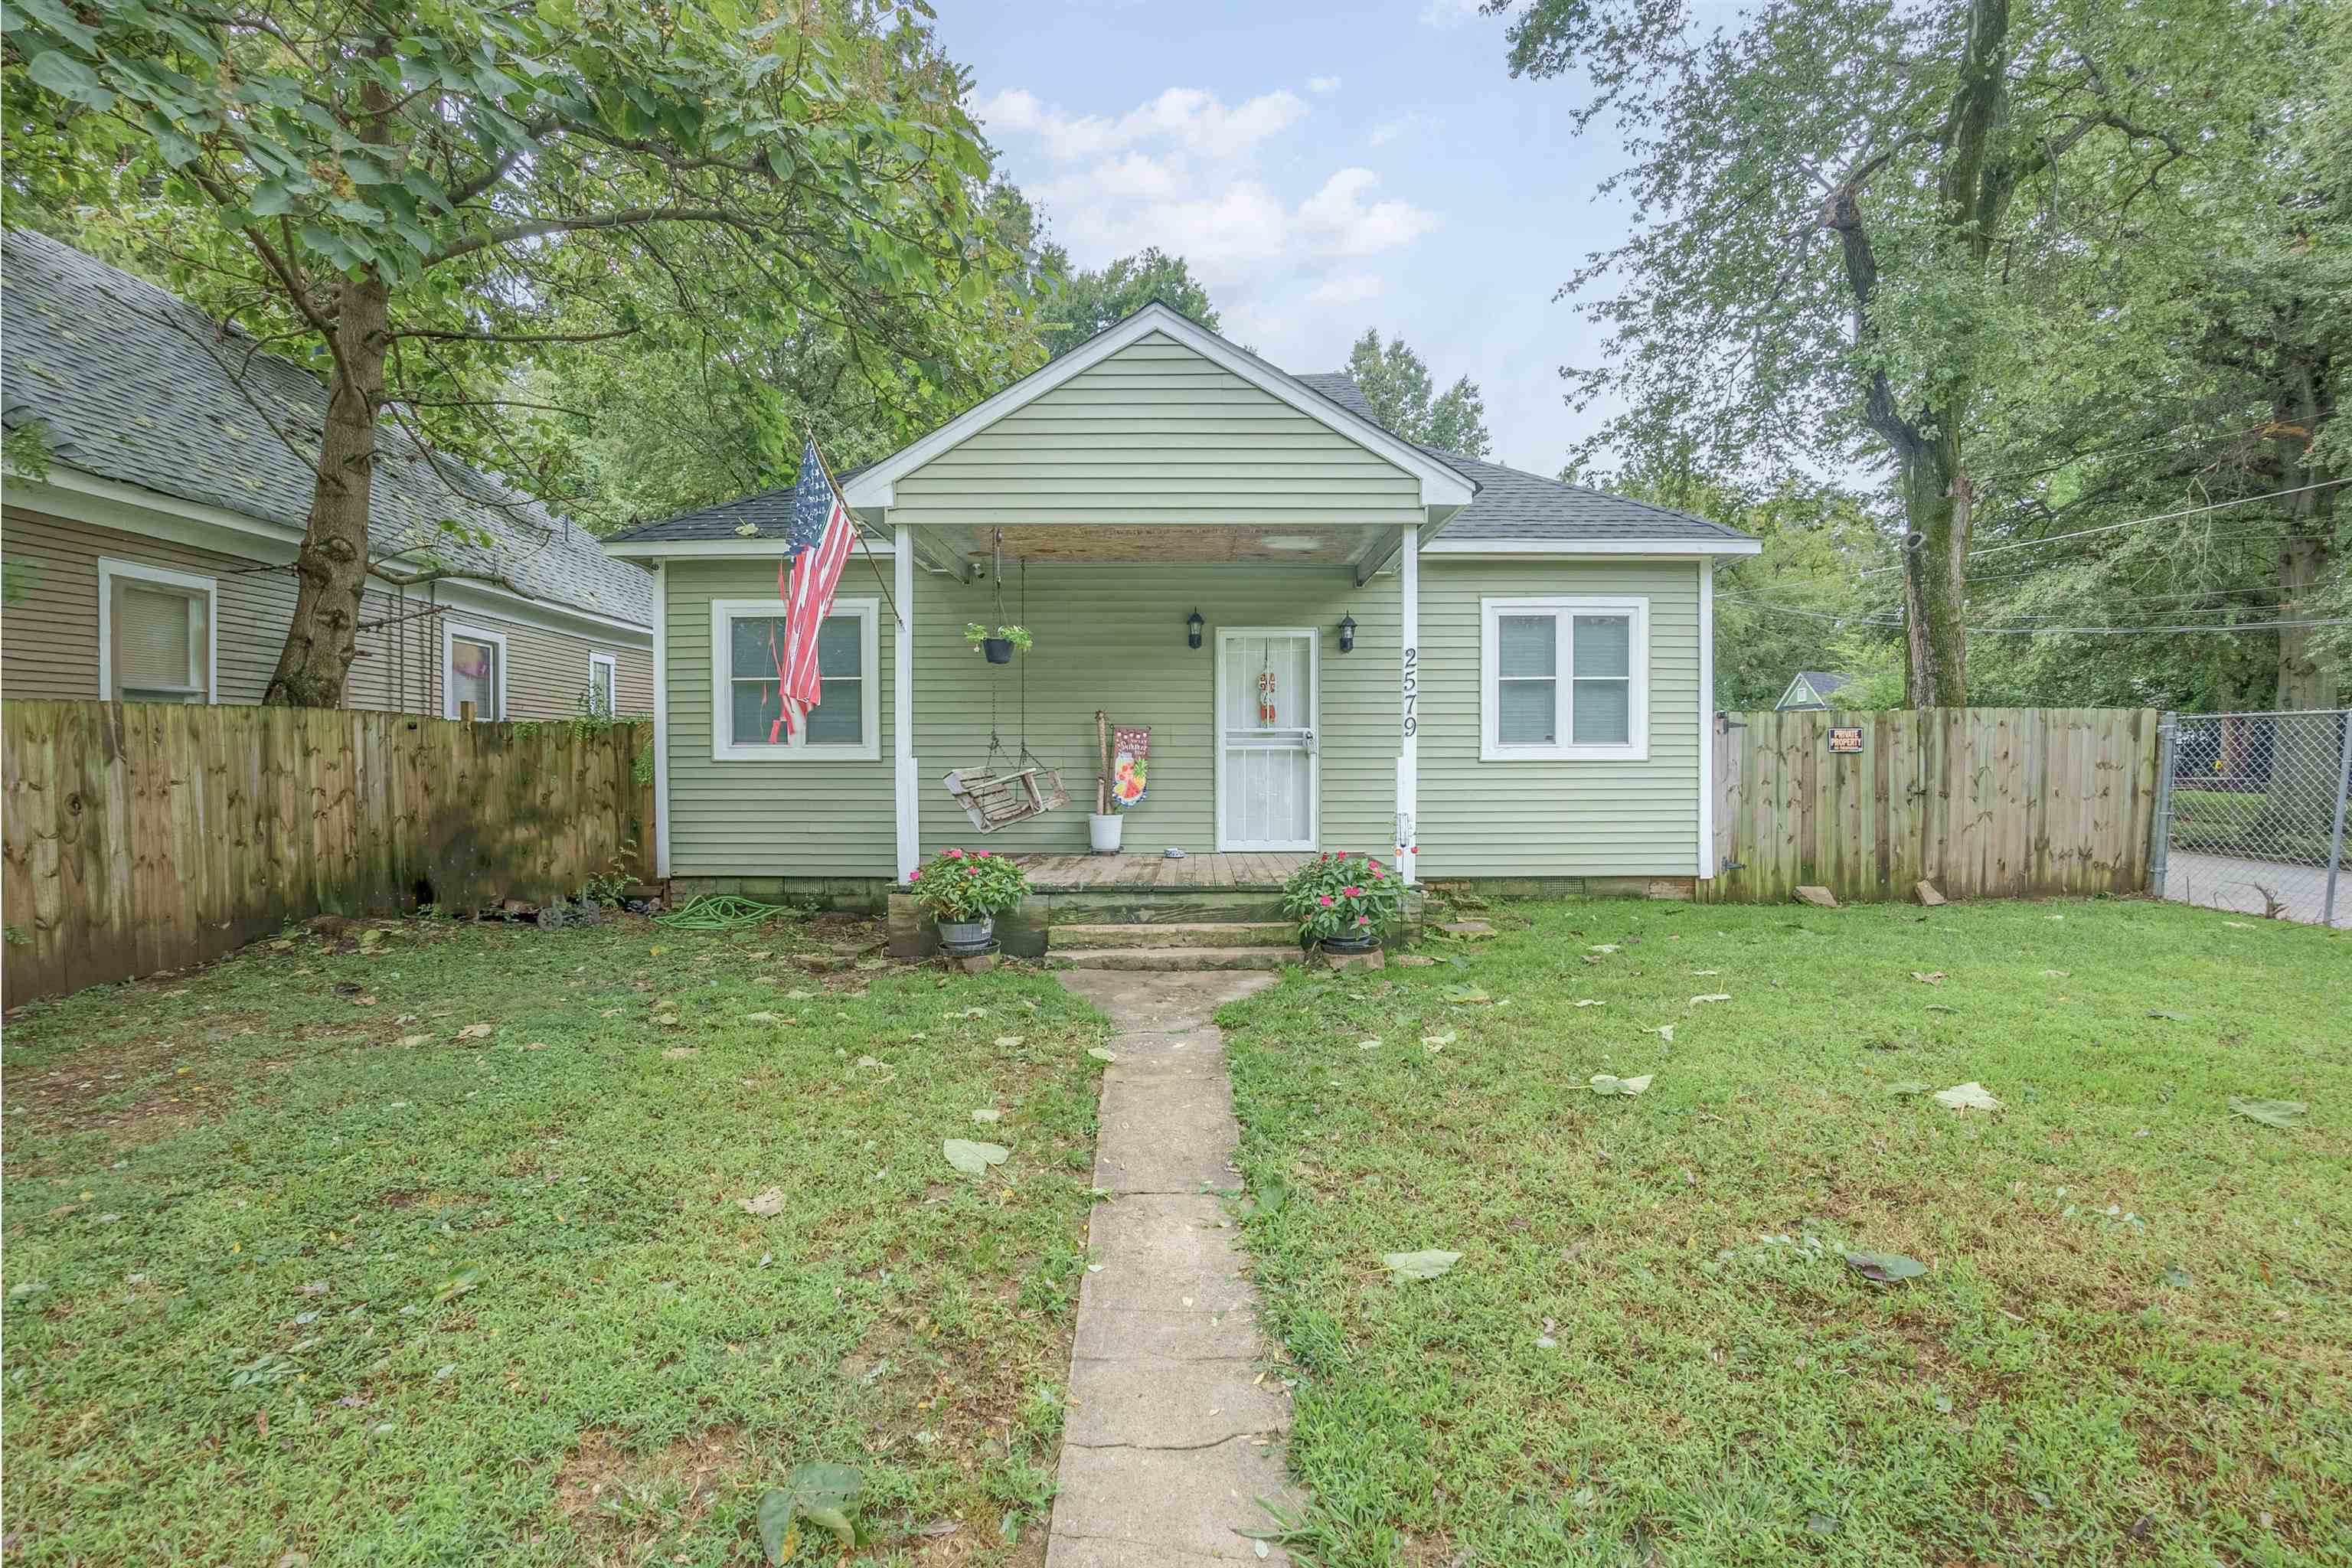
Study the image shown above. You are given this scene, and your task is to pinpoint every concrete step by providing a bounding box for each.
[1044,946,1302,972]
[1044,891,1290,925]
[1054,921,1295,949]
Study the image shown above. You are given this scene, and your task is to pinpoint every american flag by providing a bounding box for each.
[771,436,858,739]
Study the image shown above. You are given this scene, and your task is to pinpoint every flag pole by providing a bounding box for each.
[805,423,903,629]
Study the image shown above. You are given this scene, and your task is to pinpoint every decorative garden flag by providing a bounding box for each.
[1110,725,1149,807]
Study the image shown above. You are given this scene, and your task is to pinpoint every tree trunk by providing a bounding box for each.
[266,271,389,707]
[1899,434,1970,707]
[2256,357,2340,844]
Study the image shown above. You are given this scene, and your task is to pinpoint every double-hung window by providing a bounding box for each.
[587,652,618,716]
[1479,596,1648,761]
[709,597,879,761]
[98,558,216,704]
[443,623,508,720]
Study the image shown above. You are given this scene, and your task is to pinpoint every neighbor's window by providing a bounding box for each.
[1480,596,1648,761]
[588,652,617,715]
[99,558,214,704]
[443,624,506,720]
[709,597,877,761]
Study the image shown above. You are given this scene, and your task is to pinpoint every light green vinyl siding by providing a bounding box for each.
[1415,560,1703,877]
[662,560,897,877]
[915,564,1397,856]
[887,334,1426,528]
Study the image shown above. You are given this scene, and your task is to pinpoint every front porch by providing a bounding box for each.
[1006,850,1312,891]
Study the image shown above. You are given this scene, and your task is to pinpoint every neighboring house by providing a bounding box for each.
[2,229,652,719]
[606,302,1759,894]
[1775,671,1851,711]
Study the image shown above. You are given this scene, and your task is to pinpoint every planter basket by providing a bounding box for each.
[938,916,996,956]
[982,638,1014,665]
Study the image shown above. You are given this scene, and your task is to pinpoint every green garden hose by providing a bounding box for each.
[652,894,796,930]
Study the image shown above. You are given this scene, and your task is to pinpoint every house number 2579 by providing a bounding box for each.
[1400,645,1419,739]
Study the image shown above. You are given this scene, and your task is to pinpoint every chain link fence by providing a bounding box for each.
[2152,707,2352,927]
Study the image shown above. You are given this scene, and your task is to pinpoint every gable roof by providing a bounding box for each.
[2,228,651,628]
[606,308,1758,554]
[1777,670,1851,707]
[834,301,1476,514]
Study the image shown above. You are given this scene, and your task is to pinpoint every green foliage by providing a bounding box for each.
[907,848,1031,922]
[1038,247,1219,358]
[1345,328,1491,457]
[1280,851,1403,944]
[964,622,1034,652]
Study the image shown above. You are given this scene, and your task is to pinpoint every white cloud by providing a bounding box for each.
[1304,272,1387,309]
[975,85,1306,164]
[1308,75,1341,96]
[1298,168,1442,257]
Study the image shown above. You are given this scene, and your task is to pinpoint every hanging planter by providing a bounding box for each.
[965,623,1032,664]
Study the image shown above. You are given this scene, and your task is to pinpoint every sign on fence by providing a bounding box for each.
[1707,707,2160,905]
[1,702,654,1004]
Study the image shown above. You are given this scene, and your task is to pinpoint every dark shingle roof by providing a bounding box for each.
[603,462,880,544]
[1794,671,1850,695]
[2,228,651,626]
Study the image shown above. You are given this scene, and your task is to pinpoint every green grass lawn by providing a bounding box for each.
[2,912,1108,1566]
[1220,897,2350,1567]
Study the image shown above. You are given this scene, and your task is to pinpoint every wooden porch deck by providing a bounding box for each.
[1007,851,1311,892]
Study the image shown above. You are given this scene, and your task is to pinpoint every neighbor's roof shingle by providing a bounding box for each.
[2,228,651,626]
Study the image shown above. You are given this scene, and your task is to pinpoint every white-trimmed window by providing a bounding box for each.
[442,622,508,720]
[98,557,216,704]
[587,652,618,716]
[709,596,878,762]
[1479,596,1649,761]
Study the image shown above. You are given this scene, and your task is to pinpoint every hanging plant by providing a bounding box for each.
[965,622,1032,662]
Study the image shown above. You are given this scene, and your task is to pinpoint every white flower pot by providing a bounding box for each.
[1088,812,1125,853]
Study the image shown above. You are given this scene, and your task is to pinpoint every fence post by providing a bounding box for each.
[2325,710,2352,927]
[2148,713,2177,897]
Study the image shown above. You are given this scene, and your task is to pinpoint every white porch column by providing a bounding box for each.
[650,560,670,877]
[893,524,918,882]
[1396,522,1419,883]
[1697,559,1716,880]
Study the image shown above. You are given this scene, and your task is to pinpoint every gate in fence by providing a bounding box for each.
[2151,707,2352,927]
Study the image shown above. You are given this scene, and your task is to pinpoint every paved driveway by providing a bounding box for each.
[2163,850,2350,928]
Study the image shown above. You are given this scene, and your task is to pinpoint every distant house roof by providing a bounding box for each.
[1777,671,1851,709]
[609,306,1755,551]
[2,228,651,628]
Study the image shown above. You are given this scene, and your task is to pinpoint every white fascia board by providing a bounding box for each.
[602,537,893,561]
[1423,537,1763,557]
[838,302,1476,511]
[413,575,653,644]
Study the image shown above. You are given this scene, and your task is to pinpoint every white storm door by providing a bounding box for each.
[1216,628,1319,851]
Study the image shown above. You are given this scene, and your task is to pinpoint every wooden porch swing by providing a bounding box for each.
[941,540,1070,833]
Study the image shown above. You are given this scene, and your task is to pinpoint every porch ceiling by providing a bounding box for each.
[938,522,1389,566]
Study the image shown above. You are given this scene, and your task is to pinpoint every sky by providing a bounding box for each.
[939,0,1655,478]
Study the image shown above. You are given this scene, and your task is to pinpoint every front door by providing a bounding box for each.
[1216,628,1318,851]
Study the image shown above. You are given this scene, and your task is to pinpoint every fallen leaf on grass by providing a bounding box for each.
[743,1011,781,1024]
[1421,1030,1457,1049]
[2226,1098,2308,1129]
[1886,1080,1932,1096]
[1589,1073,1654,1096]
[994,1034,1024,1049]
[1909,972,1945,985]
[1689,993,1731,1007]
[1355,1037,1382,1050]
[1690,969,1719,976]
[1647,1024,1675,1042]
[2161,1264,2196,1288]
[1844,1250,1927,1285]
[1932,1082,2003,1112]
[942,1138,1010,1175]
[970,1106,1004,1125]
[1444,987,1492,1004]
[2147,1010,2190,1021]
[2221,920,2253,929]
[2040,969,2071,978]
[759,1461,864,1562]
[662,1047,696,1060]
[737,1189,786,1216]
[456,1023,493,1041]
[785,989,818,1001]
[1589,944,1620,955]
[432,1263,486,1304]
[397,1034,431,1047]
[1383,1250,1461,1279]
[1575,998,1606,1008]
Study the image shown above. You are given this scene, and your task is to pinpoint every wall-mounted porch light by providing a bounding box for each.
[1187,609,1204,650]
[1338,612,1357,654]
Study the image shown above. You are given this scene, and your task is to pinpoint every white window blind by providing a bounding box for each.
[109,580,207,703]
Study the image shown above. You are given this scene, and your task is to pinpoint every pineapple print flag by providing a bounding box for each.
[1109,725,1149,808]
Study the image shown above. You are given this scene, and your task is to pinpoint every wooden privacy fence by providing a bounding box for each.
[2,701,653,1004]
[1704,707,2161,904]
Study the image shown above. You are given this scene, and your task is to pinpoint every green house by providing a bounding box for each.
[603,304,1758,909]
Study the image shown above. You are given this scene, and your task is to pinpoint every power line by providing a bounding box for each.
[1720,594,2350,637]
[1859,479,2351,575]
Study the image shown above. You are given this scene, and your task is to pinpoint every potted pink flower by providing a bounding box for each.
[1279,851,1403,955]
[909,847,1031,955]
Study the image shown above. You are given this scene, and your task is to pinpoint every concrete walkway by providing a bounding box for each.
[1047,970,1298,1567]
